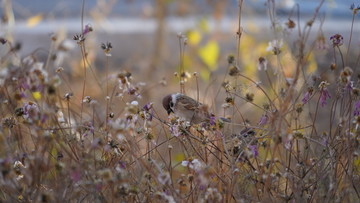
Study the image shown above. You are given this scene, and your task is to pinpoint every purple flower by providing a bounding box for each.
[82,24,93,35]
[319,81,331,107]
[249,145,259,157]
[346,81,354,91]
[210,114,216,126]
[330,34,344,47]
[118,161,126,169]
[322,137,329,147]
[18,78,30,90]
[142,102,153,112]
[354,101,360,116]
[170,124,181,137]
[302,92,311,104]
[23,102,40,121]
[258,114,269,126]
[319,88,331,107]
[302,87,314,104]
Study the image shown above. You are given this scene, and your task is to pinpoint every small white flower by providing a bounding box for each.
[14,161,25,169]
[181,159,204,171]
[266,39,283,55]
[130,101,138,106]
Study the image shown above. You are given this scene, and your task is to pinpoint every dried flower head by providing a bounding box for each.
[319,81,330,89]
[330,34,343,47]
[101,42,113,56]
[56,67,64,73]
[227,54,235,64]
[350,3,360,15]
[73,34,85,45]
[204,188,223,202]
[50,33,57,41]
[258,57,268,71]
[225,97,234,105]
[352,88,360,96]
[286,19,296,29]
[2,117,17,128]
[307,20,314,27]
[14,107,25,117]
[295,103,303,113]
[82,96,92,103]
[316,33,328,50]
[330,63,336,71]
[266,39,283,55]
[64,92,73,101]
[229,65,240,76]
[340,67,353,85]
[246,93,254,102]
[0,37,7,44]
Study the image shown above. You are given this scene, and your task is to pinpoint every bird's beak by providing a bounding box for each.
[167,108,172,115]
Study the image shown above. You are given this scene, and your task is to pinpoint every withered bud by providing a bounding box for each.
[227,55,235,64]
[229,65,240,76]
[246,93,254,102]
[225,97,234,105]
[330,63,336,71]
[286,19,296,29]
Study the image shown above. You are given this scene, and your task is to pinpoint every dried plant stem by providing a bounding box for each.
[178,36,186,94]
[337,46,345,69]
[346,13,356,64]
[105,56,109,131]
[44,41,55,71]
[309,91,321,139]
[236,0,243,65]
[195,74,199,103]
[79,45,87,124]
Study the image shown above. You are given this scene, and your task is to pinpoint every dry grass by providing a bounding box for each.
[0,0,360,202]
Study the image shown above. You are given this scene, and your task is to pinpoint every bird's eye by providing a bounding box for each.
[169,101,174,107]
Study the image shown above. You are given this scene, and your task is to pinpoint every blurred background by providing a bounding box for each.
[1,0,359,123]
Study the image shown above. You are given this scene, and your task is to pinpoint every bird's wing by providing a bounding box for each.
[177,95,202,110]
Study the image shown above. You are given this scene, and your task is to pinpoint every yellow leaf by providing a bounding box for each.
[306,53,318,74]
[198,40,219,71]
[187,30,202,45]
[27,14,43,27]
[32,91,42,100]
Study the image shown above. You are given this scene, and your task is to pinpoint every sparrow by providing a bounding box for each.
[162,93,211,124]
